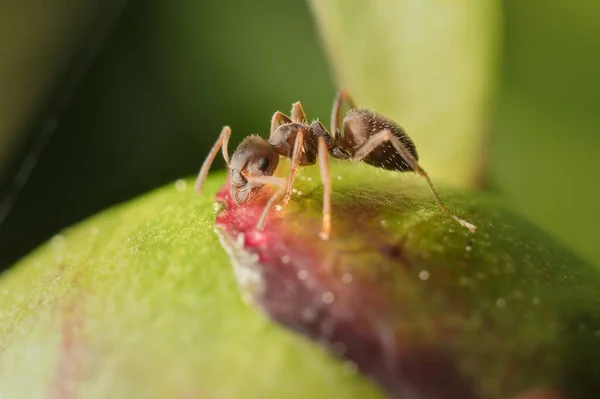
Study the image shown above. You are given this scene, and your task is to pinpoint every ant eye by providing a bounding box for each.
[258,157,269,171]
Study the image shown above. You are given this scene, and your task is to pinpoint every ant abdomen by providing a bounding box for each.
[341,109,419,172]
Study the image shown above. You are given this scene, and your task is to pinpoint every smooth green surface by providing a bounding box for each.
[309,0,502,187]
[0,173,383,399]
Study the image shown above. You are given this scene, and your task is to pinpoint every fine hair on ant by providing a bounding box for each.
[195,90,477,239]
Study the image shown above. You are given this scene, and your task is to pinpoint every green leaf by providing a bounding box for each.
[308,0,502,187]
[2,161,599,398]
[0,173,383,399]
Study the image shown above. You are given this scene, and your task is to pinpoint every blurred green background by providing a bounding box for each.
[0,0,598,272]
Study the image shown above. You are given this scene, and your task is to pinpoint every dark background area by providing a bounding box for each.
[0,0,334,270]
[1,0,599,272]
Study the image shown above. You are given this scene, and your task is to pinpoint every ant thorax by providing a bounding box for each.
[269,123,318,166]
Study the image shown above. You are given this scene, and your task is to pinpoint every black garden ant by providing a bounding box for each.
[195,90,477,239]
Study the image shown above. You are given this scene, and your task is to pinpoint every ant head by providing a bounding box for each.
[229,135,279,205]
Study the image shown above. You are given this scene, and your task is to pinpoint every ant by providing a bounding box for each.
[195,90,476,239]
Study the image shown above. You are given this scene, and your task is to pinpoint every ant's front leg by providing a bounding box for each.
[282,129,305,205]
[352,129,477,233]
[291,101,307,123]
[243,174,287,230]
[317,136,332,240]
[270,111,292,137]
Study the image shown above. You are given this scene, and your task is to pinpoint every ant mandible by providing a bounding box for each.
[195,90,477,239]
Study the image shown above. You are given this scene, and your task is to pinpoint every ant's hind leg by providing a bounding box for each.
[352,129,477,233]
[270,111,292,137]
[195,126,231,194]
[291,102,307,123]
[330,90,358,139]
[317,136,332,240]
[244,174,287,230]
[282,129,305,205]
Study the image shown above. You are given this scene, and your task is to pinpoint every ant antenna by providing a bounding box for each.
[195,126,231,194]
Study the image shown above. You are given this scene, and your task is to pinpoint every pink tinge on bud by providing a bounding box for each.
[213,178,477,399]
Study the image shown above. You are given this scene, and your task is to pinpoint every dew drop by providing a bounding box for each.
[458,276,471,286]
[174,179,188,192]
[419,270,430,281]
[336,175,342,180]
[307,177,312,181]
[51,235,65,249]
[341,273,353,284]
[281,255,291,264]
[496,297,506,308]
[297,191,303,196]
[292,188,298,194]
[297,270,308,280]
[380,219,388,227]
[302,307,318,322]
[274,205,282,212]
[247,229,267,245]
[322,291,335,304]
[512,289,524,299]
[532,296,541,305]
[465,245,472,252]
[168,263,182,274]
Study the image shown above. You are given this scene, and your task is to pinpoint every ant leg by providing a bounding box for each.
[270,111,292,137]
[271,111,292,137]
[291,101,307,123]
[352,130,477,233]
[330,89,358,139]
[282,129,305,204]
[317,136,332,240]
[195,126,231,194]
[244,174,287,230]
